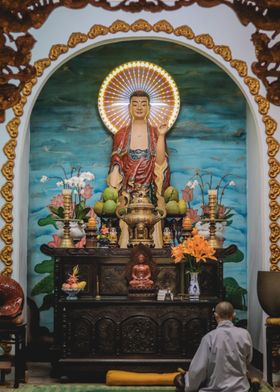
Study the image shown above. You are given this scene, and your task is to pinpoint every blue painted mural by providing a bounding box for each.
[28,40,247,331]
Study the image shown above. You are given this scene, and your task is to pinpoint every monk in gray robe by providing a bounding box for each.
[184,301,253,392]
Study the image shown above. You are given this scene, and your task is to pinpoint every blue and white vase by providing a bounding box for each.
[188,272,200,301]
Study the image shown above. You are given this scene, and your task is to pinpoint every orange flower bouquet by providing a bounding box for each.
[171,228,217,272]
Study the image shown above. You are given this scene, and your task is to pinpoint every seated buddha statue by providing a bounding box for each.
[129,253,154,289]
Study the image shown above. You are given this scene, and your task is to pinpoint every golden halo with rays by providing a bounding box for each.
[98,61,180,134]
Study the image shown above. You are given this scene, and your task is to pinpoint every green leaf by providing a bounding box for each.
[224,249,244,263]
[78,207,90,220]
[39,293,54,311]
[49,206,64,218]
[224,213,234,219]
[31,273,54,296]
[34,259,54,274]
[224,277,247,310]
[225,219,233,226]
[38,215,58,229]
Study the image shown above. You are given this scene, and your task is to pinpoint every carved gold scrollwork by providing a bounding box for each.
[22,80,36,96]
[270,201,280,222]
[244,76,260,95]
[255,95,270,115]
[230,60,247,77]
[0,19,279,274]
[153,20,174,34]
[0,224,13,245]
[0,245,13,266]
[270,222,280,243]
[195,34,215,48]
[1,161,14,181]
[270,244,280,267]
[268,158,280,178]
[12,96,27,117]
[49,44,69,61]
[1,267,12,276]
[0,203,13,224]
[174,25,194,39]
[88,24,109,39]
[270,264,280,272]
[109,20,130,34]
[6,118,20,139]
[34,58,51,77]
[3,140,17,160]
[267,137,280,158]
[263,115,277,136]
[67,33,88,48]
[1,182,13,202]
[131,19,152,32]
[269,179,280,201]
[214,45,232,61]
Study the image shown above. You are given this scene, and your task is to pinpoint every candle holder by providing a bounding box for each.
[85,217,98,248]
[95,275,101,300]
[60,189,74,248]
[208,189,219,249]
[181,216,193,241]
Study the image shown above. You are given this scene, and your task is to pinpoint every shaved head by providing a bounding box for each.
[215,301,235,320]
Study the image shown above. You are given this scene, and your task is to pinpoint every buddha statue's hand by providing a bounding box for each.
[158,120,168,135]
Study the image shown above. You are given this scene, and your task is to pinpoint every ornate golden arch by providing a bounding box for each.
[1,19,279,275]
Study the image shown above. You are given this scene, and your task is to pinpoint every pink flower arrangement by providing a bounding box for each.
[41,167,95,221]
[182,170,236,226]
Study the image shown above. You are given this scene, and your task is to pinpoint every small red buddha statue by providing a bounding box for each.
[129,253,154,289]
[126,245,157,299]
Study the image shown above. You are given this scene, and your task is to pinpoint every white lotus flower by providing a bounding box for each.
[40,175,48,183]
[191,180,199,189]
[80,171,95,181]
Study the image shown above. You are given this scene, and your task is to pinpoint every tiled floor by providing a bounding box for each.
[0,362,279,390]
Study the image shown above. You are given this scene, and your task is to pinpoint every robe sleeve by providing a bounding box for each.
[184,336,209,392]
[246,331,253,364]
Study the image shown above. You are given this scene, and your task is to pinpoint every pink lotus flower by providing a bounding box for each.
[181,187,193,203]
[75,236,86,248]
[49,194,64,208]
[82,184,93,200]
[201,205,210,216]
[48,235,61,248]
[187,208,200,223]
[88,207,96,218]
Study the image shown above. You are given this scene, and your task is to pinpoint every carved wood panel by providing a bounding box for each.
[61,303,211,360]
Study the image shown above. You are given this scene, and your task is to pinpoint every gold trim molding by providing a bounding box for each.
[1,19,279,275]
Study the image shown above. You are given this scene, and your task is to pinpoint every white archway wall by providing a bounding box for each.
[1,5,278,357]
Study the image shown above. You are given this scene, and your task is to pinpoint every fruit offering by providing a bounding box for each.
[62,265,87,290]
[164,186,187,215]
[94,187,118,216]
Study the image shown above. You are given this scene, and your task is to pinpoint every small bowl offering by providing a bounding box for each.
[61,287,83,300]
[61,265,87,300]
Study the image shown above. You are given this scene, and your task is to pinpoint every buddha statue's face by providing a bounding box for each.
[129,96,149,120]
[138,254,145,263]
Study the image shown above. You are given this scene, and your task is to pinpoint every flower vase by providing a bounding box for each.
[188,272,200,301]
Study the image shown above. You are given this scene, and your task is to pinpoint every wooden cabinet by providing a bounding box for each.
[41,245,233,380]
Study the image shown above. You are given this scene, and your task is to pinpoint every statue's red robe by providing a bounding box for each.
[109,125,170,194]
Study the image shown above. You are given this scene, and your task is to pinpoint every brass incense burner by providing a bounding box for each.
[116,186,166,247]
